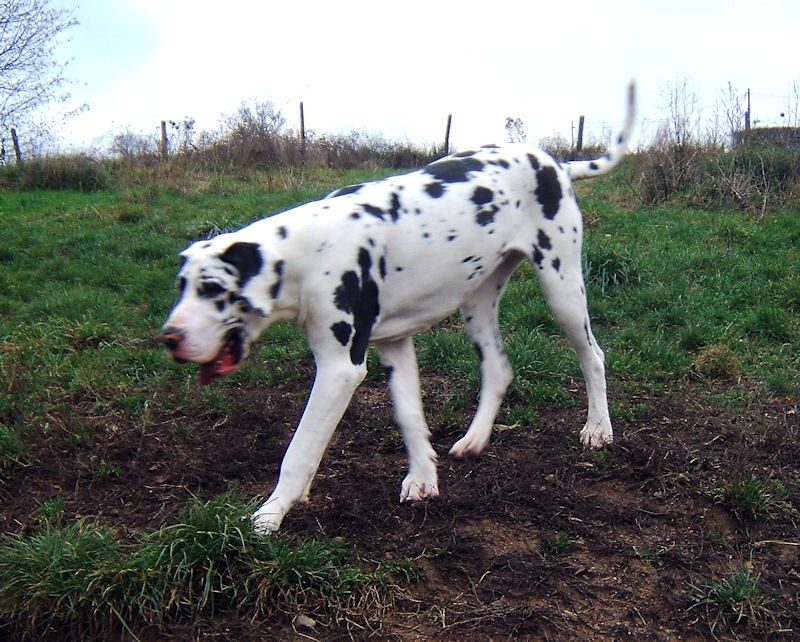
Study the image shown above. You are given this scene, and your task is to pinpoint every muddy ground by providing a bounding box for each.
[1,367,798,641]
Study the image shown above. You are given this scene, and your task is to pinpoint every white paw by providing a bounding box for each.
[580,421,613,449]
[448,432,490,459]
[251,503,286,534]
[400,474,439,503]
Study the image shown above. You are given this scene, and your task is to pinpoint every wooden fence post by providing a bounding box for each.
[299,102,306,160]
[160,121,168,158]
[10,128,22,165]
[444,114,452,155]
[576,115,585,153]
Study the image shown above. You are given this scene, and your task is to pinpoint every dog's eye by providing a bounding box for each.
[198,281,226,299]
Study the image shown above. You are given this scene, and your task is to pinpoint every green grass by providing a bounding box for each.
[1,167,799,638]
[688,566,768,630]
[713,472,795,523]
[0,494,416,640]
[1,172,798,440]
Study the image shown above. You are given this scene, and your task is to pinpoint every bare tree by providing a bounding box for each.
[783,80,800,128]
[0,0,77,130]
[707,82,746,149]
[660,77,701,151]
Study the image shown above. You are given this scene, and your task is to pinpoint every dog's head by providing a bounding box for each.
[160,236,280,385]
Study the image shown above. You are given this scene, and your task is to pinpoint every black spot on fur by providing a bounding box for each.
[423,157,484,183]
[425,182,445,198]
[589,161,599,171]
[362,204,385,220]
[379,255,387,279]
[350,212,361,220]
[488,159,511,169]
[534,166,562,219]
[537,229,552,250]
[219,242,263,287]
[388,193,401,221]
[454,150,477,157]
[332,247,380,365]
[270,260,285,299]
[532,245,545,269]
[476,205,499,227]
[552,257,561,272]
[276,225,288,239]
[471,186,494,206]
[330,320,352,346]
[473,342,484,362]
[329,183,364,197]
[527,153,540,170]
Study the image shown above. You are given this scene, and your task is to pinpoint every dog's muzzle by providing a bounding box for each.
[159,326,246,385]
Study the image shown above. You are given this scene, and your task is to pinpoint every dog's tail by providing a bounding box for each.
[563,80,636,181]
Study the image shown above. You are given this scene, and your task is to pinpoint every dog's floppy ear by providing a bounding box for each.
[220,241,263,286]
[219,241,272,317]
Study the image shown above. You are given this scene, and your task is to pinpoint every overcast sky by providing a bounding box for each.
[46,0,800,153]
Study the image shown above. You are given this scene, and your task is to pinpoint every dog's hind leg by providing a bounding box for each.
[376,337,439,502]
[449,255,522,458]
[534,235,613,449]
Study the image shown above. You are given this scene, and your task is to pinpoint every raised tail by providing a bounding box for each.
[564,80,636,181]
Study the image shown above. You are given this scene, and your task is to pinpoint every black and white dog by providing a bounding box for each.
[161,82,636,532]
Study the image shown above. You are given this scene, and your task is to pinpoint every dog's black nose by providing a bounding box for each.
[159,327,183,352]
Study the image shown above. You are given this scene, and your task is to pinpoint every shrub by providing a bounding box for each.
[1,154,108,191]
[633,140,800,212]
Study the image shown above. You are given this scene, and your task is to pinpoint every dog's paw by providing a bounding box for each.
[580,421,613,449]
[251,511,281,534]
[251,502,286,534]
[400,475,439,503]
[448,432,490,459]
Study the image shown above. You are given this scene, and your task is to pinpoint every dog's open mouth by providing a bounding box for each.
[199,329,245,386]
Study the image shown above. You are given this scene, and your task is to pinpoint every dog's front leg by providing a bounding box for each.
[252,357,366,532]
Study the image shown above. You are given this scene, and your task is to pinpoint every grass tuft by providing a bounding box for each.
[688,566,768,630]
[712,472,793,523]
[0,494,417,640]
[584,246,645,294]
[691,345,741,380]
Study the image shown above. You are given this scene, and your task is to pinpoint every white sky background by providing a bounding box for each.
[45,0,800,153]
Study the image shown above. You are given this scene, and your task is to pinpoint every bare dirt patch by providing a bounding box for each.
[1,373,798,641]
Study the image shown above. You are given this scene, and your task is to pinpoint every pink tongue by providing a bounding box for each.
[198,346,239,386]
